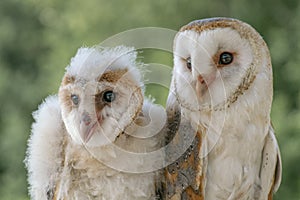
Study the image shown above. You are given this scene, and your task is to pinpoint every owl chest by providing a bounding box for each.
[205,122,266,199]
[56,145,156,200]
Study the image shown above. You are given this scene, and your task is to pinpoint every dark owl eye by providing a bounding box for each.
[219,52,233,65]
[102,91,115,103]
[186,57,192,71]
[71,94,79,105]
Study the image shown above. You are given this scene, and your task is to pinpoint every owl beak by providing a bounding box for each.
[195,73,216,99]
[82,122,97,143]
[195,75,208,98]
[80,112,102,143]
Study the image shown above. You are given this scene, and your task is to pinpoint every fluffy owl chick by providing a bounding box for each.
[25,46,165,200]
[165,18,282,199]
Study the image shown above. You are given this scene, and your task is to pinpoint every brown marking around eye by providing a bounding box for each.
[212,51,237,68]
[58,88,73,113]
[95,93,105,112]
[62,75,75,86]
[98,69,128,83]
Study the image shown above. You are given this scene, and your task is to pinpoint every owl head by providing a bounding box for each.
[59,46,144,147]
[172,17,273,113]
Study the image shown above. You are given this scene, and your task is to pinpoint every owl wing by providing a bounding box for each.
[164,80,207,199]
[164,78,181,144]
[25,95,65,200]
[259,124,282,199]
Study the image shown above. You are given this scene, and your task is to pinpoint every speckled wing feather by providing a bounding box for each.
[163,81,207,200]
[260,125,282,200]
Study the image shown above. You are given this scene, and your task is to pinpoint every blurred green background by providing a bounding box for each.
[0,0,299,199]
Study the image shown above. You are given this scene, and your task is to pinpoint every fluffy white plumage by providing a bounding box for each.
[25,46,165,200]
[165,18,282,200]
[67,46,142,83]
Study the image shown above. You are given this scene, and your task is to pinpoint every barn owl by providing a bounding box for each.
[25,46,166,200]
[164,18,282,200]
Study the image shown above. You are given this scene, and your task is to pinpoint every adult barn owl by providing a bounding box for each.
[25,46,165,200]
[164,18,282,200]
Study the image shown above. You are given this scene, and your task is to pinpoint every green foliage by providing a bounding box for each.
[0,0,299,199]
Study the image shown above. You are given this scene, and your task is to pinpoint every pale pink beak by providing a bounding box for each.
[79,111,102,143]
[195,73,216,99]
[196,75,208,100]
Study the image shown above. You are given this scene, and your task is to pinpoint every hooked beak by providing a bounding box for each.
[195,75,207,100]
[79,111,103,143]
[195,73,216,100]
